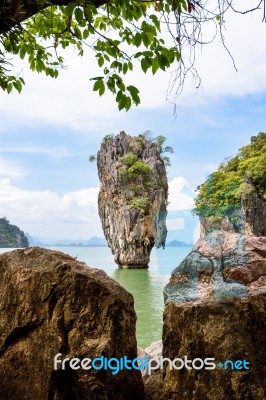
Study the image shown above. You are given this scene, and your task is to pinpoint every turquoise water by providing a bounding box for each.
[0,246,192,348]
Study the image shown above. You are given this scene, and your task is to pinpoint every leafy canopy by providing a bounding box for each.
[0,1,265,109]
[194,132,266,219]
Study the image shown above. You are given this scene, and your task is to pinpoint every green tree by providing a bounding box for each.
[0,1,264,109]
[154,135,174,167]
[194,132,266,219]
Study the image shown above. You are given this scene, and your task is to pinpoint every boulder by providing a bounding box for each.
[137,341,163,400]
[164,232,266,302]
[0,247,144,400]
[162,232,266,399]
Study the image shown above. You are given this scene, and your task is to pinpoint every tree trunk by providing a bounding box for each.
[0,0,106,35]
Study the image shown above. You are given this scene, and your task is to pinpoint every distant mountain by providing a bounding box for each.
[26,233,43,246]
[25,235,108,246]
[0,217,29,248]
[166,239,193,247]
[86,236,108,246]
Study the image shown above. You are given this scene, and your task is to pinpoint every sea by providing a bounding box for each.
[0,245,192,348]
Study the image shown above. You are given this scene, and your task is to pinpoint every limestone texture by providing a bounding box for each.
[0,247,144,400]
[162,232,266,399]
[241,176,266,236]
[97,131,168,268]
[163,291,266,400]
[164,232,266,302]
[199,176,266,239]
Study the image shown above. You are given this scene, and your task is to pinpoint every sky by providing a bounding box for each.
[0,3,266,242]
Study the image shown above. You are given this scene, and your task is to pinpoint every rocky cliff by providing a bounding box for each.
[157,133,266,399]
[241,176,266,236]
[162,232,266,399]
[199,178,266,238]
[97,131,168,268]
[0,217,29,247]
[0,247,144,400]
[194,133,266,238]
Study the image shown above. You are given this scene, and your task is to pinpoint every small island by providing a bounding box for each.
[166,239,193,247]
[0,217,29,248]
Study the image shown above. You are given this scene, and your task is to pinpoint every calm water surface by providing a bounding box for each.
[0,246,191,348]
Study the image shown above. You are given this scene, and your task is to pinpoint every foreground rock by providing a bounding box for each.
[137,341,163,400]
[0,247,144,400]
[164,232,266,302]
[162,232,266,399]
[97,131,168,268]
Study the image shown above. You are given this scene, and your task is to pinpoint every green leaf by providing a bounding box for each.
[125,96,132,111]
[99,82,105,96]
[141,58,148,73]
[7,83,13,94]
[123,63,128,74]
[142,32,150,48]
[107,77,116,93]
[128,61,133,71]
[158,55,168,70]
[75,8,83,24]
[118,94,127,110]
[19,46,26,60]
[65,3,76,16]
[98,56,104,67]
[127,85,140,105]
[83,29,89,40]
[13,79,22,93]
[150,14,160,31]
[152,59,159,74]
[93,79,104,92]
[134,32,142,47]
[84,5,93,22]
[116,90,123,103]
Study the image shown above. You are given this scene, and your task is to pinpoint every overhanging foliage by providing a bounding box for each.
[0,1,265,109]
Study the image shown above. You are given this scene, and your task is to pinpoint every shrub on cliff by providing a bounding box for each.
[194,132,266,219]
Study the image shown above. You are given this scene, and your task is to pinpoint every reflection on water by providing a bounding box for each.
[0,245,192,348]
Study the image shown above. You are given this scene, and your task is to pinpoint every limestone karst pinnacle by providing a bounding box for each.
[97,131,168,268]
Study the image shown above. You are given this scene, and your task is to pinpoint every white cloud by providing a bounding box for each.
[167,177,195,211]
[187,5,266,99]
[0,179,102,239]
[0,176,196,241]
[0,159,27,178]
[1,145,71,158]
[166,218,185,231]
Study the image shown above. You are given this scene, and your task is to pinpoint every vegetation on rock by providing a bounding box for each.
[193,132,266,220]
[0,217,29,248]
[97,131,168,267]
[117,134,171,210]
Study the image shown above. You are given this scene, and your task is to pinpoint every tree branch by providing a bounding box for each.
[0,0,107,35]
